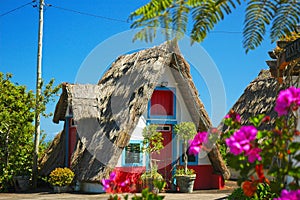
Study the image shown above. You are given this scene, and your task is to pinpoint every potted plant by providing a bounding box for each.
[12,164,32,192]
[141,165,165,193]
[48,167,75,193]
[174,121,197,193]
[174,166,196,193]
[141,124,164,192]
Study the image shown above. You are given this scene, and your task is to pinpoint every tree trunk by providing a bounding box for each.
[149,153,153,173]
[183,140,188,174]
[32,0,44,189]
[207,143,230,180]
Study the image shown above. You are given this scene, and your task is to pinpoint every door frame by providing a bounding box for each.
[145,120,178,182]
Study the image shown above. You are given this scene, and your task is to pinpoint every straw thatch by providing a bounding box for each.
[39,131,66,176]
[224,69,284,129]
[51,41,229,182]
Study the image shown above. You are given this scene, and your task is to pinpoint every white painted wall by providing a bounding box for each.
[150,68,211,165]
[158,67,193,123]
[117,68,211,168]
[116,116,147,167]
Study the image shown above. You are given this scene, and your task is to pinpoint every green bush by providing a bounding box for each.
[227,183,278,200]
[48,167,75,186]
[0,73,35,191]
[228,188,249,200]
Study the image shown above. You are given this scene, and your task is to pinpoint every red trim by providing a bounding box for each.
[150,90,174,116]
[152,128,173,187]
[112,167,145,193]
[188,165,224,189]
[67,118,77,166]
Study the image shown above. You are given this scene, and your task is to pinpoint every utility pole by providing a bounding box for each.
[32,0,44,189]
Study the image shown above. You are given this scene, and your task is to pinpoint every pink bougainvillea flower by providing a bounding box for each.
[193,131,208,145]
[120,179,129,187]
[188,132,208,155]
[239,126,257,141]
[245,147,262,163]
[226,126,257,155]
[101,179,111,191]
[109,171,116,180]
[274,189,300,200]
[275,87,300,116]
[188,145,201,156]
[225,109,241,123]
[225,136,244,155]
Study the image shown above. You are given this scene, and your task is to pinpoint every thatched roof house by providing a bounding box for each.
[45,41,229,186]
[223,69,284,129]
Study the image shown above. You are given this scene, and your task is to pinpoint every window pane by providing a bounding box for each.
[150,90,174,116]
[125,143,141,164]
[181,144,196,163]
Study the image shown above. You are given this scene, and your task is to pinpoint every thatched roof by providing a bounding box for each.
[39,131,66,176]
[223,69,284,129]
[52,41,229,181]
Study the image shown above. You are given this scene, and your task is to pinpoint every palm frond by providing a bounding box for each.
[270,0,300,42]
[130,0,240,43]
[132,26,158,43]
[132,19,159,43]
[190,0,241,43]
[130,0,174,42]
[172,1,189,39]
[129,0,173,21]
[243,0,276,53]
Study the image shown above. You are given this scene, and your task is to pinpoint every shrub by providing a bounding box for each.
[48,167,74,186]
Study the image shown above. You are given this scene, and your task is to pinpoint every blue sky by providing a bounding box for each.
[1,0,276,140]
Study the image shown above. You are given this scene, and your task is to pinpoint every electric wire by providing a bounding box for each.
[47,4,128,24]
[0,1,36,18]
[1,2,243,35]
[46,4,243,34]
[48,4,243,34]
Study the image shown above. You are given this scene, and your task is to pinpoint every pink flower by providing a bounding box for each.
[109,171,116,180]
[274,189,300,200]
[275,87,300,116]
[101,179,111,191]
[192,131,208,146]
[245,147,262,163]
[225,136,245,155]
[188,132,208,155]
[225,126,257,155]
[188,145,201,156]
[225,110,241,123]
[226,126,262,163]
[120,179,129,187]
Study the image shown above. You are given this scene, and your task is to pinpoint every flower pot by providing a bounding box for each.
[13,175,31,192]
[142,177,155,192]
[175,174,196,193]
[53,185,69,193]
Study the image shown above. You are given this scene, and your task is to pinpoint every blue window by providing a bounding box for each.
[179,141,198,165]
[122,141,143,167]
[148,87,176,119]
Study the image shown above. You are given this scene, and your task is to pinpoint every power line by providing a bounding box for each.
[47,4,129,24]
[1,2,243,35]
[0,1,36,18]
[46,5,243,34]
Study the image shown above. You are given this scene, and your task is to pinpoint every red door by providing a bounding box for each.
[151,125,173,187]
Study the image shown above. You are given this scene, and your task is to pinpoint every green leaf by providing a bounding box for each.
[270,1,300,42]
[289,142,300,154]
[243,0,276,53]
[129,0,241,44]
